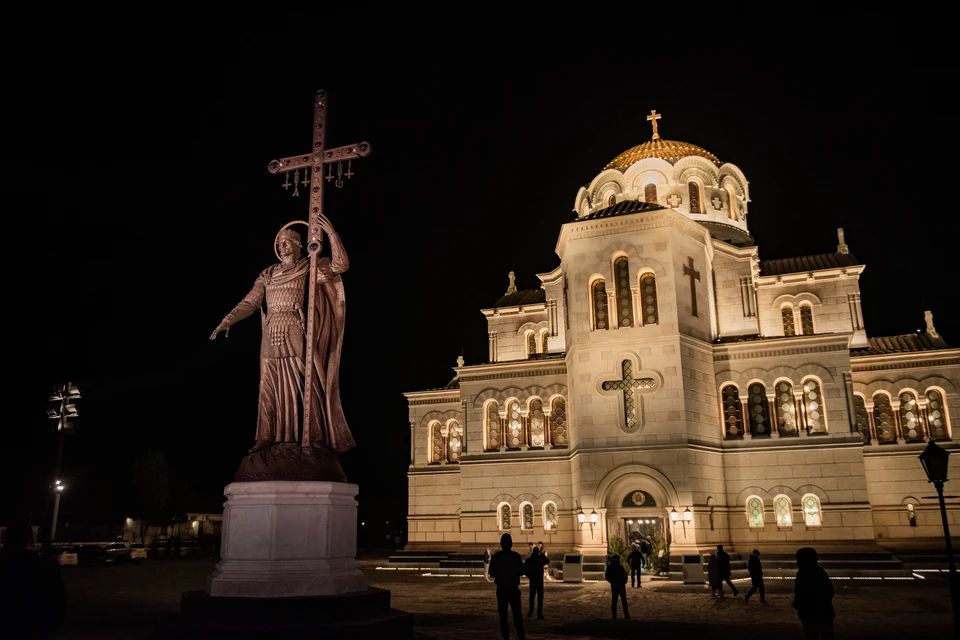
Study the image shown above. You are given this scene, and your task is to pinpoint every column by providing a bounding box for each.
[608,290,618,329]
[891,399,906,444]
[865,400,878,446]
[488,332,497,363]
[795,390,808,437]
[843,371,857,434]
[461,400,468,454]
[409,420,415,464]
[767,392,779,438]
[740,392,752,440]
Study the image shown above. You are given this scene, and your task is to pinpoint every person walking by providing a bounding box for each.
[537,542,552,581]
[524,547,548,619]
[744,549,767,604]
[707,550,721,597]
[716,544,738,597]
[627,544,644,588]
[793,547,835,639]
[488,533,527,640]
[640,536,652,570]
[605,554,630,620]
[484,547,493,582]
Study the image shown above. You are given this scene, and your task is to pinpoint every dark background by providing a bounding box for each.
[3,32,955,545]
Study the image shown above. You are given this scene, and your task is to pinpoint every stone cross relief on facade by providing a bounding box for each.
[683,256,701,317]
[599,360,657,433]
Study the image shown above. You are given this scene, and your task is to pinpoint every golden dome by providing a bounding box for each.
[604,138,720,170]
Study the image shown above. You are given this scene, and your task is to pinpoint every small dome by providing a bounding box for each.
[604,138,720,170]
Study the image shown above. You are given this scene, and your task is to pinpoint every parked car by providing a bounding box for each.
[129,543,147,563]
[57,546,78,567]
[102,542,130,564]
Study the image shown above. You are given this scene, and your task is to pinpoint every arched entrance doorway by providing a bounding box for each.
[594,464,681,551]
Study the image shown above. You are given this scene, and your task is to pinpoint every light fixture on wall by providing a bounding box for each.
[575,502,596,539]
[576,503,586,524]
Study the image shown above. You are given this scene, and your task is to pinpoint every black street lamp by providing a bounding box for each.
[47,382,80,542]
[918,440,958,634]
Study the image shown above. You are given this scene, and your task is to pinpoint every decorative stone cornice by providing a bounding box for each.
[556,207,709,257]
[755,264,865,287]
[850,348,960,373]
[714,334,850,362]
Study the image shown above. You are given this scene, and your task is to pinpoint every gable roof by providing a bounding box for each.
[759,252,859,277]
[491,289,546,308]
[851,332,950,356]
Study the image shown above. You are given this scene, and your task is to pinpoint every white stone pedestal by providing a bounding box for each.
[206,481,366,598]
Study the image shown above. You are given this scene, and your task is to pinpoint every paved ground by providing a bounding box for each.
[53,554,955,639]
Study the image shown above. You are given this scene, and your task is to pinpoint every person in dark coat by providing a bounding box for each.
[0,521,67,639]
[488,533,527,640]
[627,544,644,588]
[715,544,738,597]
[707,551,721,597]
[792,547,835,639]
[604,554,630,620]
[523,547,548,619]
[640,537,651,568]
[744,549,767,604]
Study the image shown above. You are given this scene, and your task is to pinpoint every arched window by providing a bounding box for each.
[688,182,702,214]
[613,257,634,328]
[539,330,549,353]
[644,183,658,204]
[447,420,461,463]
[746,496,764,528]
[499,503,511,531]
[526,331,536,358]
[521,503,534,531]
[529,398,545,448]
[873,393,896,443]
[899,391,924,442]
[802,379,825,434]
[802,494,822,527]
[722,385,744,439]
[726,187,737,221]
[430,421,443,464]
[853,394,869,443]
[592,279,609,330]
[748,382,771,437]
[639,274,659,325]
[485,401,501,451]
[775,381,798,436]
[782,306,797,336]
[799,305,814,335]
[543,502,557,531]
[550,397,568,447]
[774,495,793,527]
[925,388,949,441]
[506,399,523,449]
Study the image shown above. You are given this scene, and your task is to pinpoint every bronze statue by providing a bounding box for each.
[211,214,354,481]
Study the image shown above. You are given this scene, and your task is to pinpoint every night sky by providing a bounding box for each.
[4,36,956,541]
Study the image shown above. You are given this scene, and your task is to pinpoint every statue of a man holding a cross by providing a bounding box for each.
[210,214,354,481]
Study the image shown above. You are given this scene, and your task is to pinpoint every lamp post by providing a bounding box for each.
[918,440,958,633]
[47,382,80,542]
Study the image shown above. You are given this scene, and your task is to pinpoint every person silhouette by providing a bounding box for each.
[488,533,526,640]
[744,549,767,604]
[793,547,835,639]
[707,550,721,597]
[605,554,630,620]
[627,544,643,587]
[523,546,548,619]
[0,521,67,639]
[716,544,738,597]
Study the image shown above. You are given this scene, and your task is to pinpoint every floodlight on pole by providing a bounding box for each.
[918,440,958,635]
[46,382,80,543]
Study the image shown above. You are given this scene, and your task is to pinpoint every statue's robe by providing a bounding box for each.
[225,234,354,453]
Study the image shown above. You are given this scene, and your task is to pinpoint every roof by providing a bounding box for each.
[491,288,546,308]
[851,332,950,356]
[605,138,720,170]
[579,200,665,221]
[444,375,460,389]
[759,252,859,277]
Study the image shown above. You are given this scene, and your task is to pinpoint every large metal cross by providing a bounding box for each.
[266,90,371,446]
[647,109,662,141]
[601,360,656,432]
[683,256,701,318]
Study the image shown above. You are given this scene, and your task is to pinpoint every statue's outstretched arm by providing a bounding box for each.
[210,279,265,339]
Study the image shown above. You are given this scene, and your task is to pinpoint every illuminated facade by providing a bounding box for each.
[404,113,959,555]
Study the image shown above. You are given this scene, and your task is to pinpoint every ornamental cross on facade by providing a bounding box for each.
[600,360,656,433]
[683,256,701,318]
[647,109,662,141]
[265,90,371,442]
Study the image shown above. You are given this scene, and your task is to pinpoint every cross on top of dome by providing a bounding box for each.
[646,109,662,141]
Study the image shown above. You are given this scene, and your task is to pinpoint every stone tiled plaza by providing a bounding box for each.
[55,556,954,639]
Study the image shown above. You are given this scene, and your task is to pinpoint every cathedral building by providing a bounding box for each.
[404,112,958,558]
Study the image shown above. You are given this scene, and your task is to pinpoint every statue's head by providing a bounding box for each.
[276,228,303,257]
